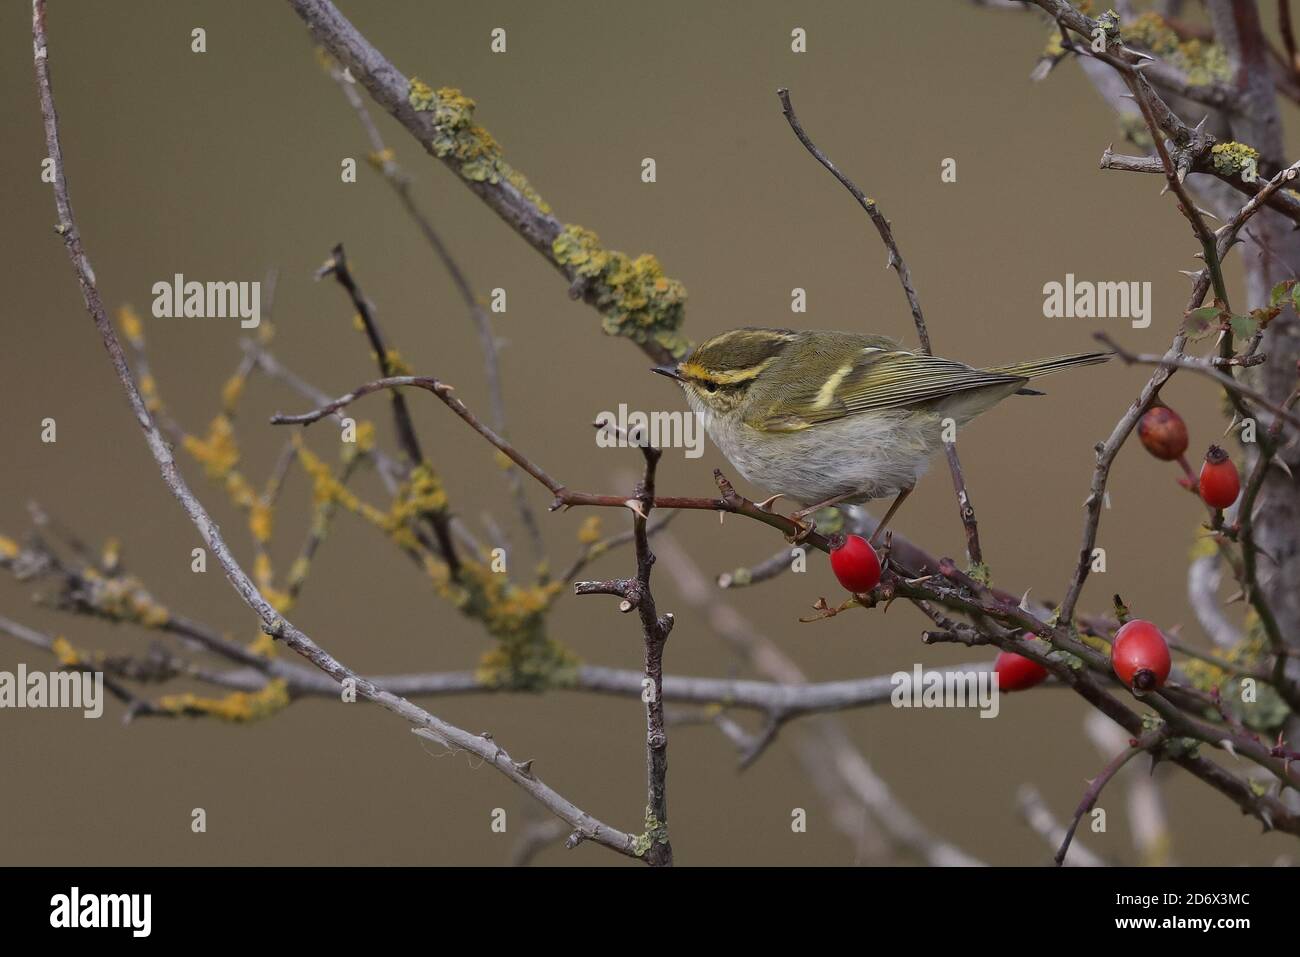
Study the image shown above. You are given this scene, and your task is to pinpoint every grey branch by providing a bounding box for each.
[31,0,640,862]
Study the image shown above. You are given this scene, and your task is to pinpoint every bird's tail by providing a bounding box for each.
[987,351,1113,380]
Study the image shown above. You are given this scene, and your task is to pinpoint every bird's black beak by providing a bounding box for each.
[651,365,685,383]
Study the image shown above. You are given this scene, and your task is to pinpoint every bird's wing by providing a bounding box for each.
[749,348,1026,433]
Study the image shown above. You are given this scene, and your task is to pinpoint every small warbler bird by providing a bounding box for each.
[653,327,1111,538]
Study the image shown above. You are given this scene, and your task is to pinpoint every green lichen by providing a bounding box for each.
[1210,141,1260,178]
[1180,624,1290,732]
[1123,11,1231,85]
[631,806,670,858]
[552,224,691,358]
[1094,9,1121,49]
[408,78,437,112]
[407,79,551,214]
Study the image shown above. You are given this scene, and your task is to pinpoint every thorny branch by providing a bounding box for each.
[1054,728,1165,867]
[574,442,675,865]
[270,361,1300,832]
[19,0,1300,865]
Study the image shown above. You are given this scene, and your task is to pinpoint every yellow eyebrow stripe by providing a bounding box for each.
[681,356,778,384]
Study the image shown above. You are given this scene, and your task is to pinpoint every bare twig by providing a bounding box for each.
[560,509,678,583]
[1085,712,1172,865]
[776,87,984,566]
[316,243,461,576]
[1016,785,1108,867]
[1055,729,1164,866]
[574,442,675,865]
[325,64,544,566]
[32,0,640,861]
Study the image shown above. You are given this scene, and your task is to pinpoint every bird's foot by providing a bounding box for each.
[784,504,828,544]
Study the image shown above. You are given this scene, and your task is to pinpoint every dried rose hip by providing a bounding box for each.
[1138,405,1189,461]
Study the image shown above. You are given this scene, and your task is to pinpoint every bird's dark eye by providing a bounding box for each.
[705,382,718,393]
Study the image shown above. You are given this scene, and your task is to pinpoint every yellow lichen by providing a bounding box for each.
[247,631,277,659]
[100,537,121,572]
[223,472,258,511]
[184,415,241,481]
[313,45,337,75]
[51,636,81,667]
[221,373,247,414]
[408,77,437,111]
[296,439,389,530]
[252,553,293,613]
[285,556,312,592]
[383,349,413,376]
[158,678,290,722]
[1182,627,1289,731]
[248,501,273,544]
[577,515,603,545]
[1188,534,1219,562]
[138,374,162,414]
[552,225,691,357]
[424,555,575,690]
[351,420,377,455]
[116,305,145,348]
[379,462,448,550]
[84,572,171,627]
[1210,141,1260,177]
[1124,11,1230,85]
[0,535,18,560]
[407,80,552,213]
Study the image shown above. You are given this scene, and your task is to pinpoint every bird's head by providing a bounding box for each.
[652,327,799,420]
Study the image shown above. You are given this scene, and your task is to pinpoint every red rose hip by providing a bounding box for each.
[1138,405,1189,461]
[1111,619,1171,692]
[993,650,1048,692]
[1198,445,1240,510]
[829,534,881,593]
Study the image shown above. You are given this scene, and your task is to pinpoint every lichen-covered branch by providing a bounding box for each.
[285,0,690,364]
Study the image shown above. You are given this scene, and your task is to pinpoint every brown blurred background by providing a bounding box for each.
[1,0,1294,866]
